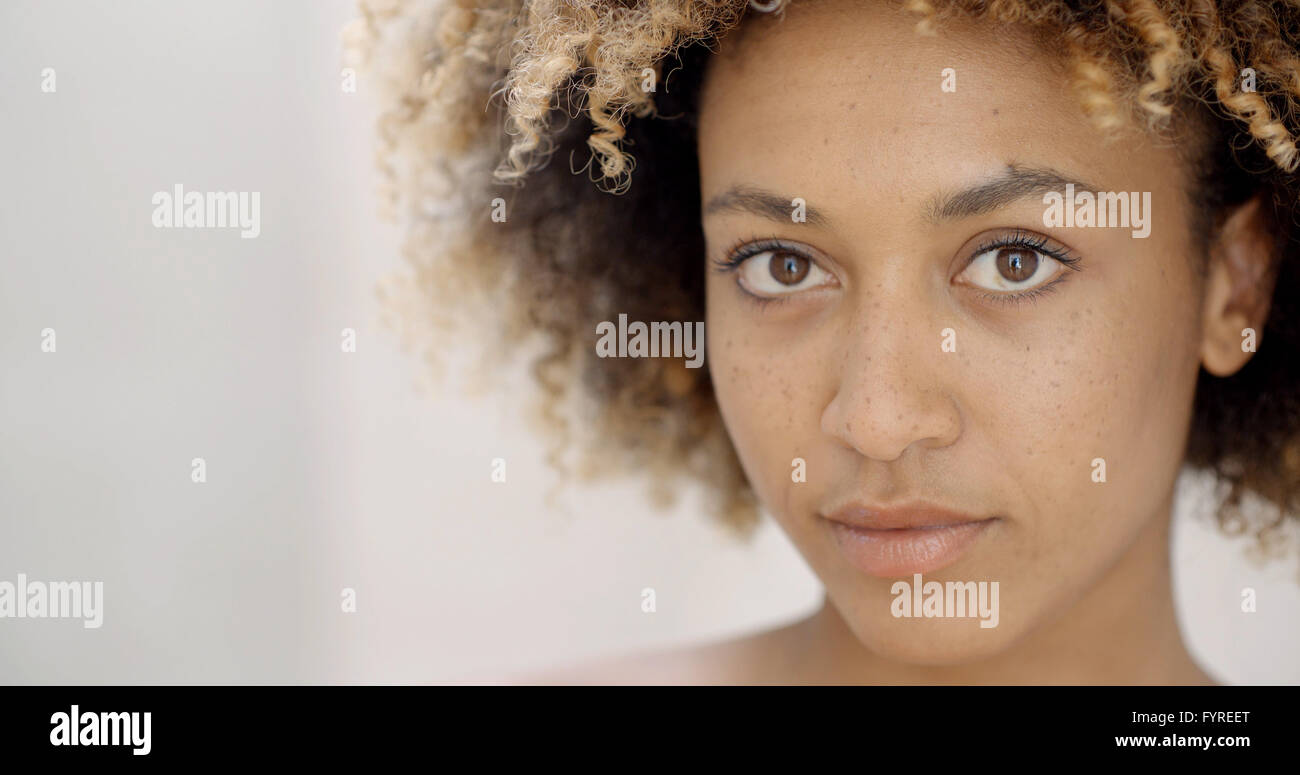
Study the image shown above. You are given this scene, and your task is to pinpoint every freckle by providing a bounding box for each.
[992,108,999,116]
[847,101,857,110]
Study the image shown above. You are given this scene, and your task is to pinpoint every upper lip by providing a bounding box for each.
[822,502,993,531]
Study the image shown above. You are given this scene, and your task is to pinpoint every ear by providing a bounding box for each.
[1200,195,1277,377]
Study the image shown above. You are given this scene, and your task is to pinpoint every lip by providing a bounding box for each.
[822,502,998,578]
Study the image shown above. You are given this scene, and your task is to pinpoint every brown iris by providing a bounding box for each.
[769,252,811,285]
[995,247,1039,283]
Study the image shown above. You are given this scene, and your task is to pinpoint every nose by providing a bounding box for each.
[819,304,962,462]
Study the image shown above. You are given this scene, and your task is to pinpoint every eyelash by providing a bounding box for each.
[711,235,810,308]
[712,235,796,272]
[712,229,1083,307]
[965,229,1082,308]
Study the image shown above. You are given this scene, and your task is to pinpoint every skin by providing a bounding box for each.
[664,0,1267,684]
[530,0,1274,685]
[698,1,1203,677]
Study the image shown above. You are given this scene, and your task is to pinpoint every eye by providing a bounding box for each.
[955,236,1078,297]
[733,249,832,297]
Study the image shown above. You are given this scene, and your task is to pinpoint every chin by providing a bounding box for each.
[830,591,1028,667]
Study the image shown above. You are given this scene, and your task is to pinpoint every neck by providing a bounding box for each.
[796,491,1213,684]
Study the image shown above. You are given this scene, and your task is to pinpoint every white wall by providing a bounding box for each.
[0,0,1294,684]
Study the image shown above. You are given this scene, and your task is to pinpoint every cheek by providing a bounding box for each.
[705,278,822,512]
[975,276,1202,566]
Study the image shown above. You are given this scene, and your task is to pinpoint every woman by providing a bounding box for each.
[348,0,1300,683]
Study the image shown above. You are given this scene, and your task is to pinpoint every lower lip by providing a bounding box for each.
[827,519,995,578]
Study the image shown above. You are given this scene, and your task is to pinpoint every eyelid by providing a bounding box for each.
[714,235,842,271]
[951,228,1083,307]
[958,228,1081,274]
[968,274,1070,308]
[714,236,805,271]
[713,236,839,302]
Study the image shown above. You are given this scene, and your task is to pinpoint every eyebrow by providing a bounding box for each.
[925,165,1102,223]
[702,184,829,226]
[701,165,1102,228]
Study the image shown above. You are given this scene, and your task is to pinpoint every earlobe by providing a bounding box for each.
[1200,196,1276,377]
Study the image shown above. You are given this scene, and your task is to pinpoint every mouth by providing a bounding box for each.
[821,503,999,578]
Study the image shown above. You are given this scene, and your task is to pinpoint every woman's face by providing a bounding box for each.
[699,0,1208,662]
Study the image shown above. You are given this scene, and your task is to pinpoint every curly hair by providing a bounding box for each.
[345,0,1300,555]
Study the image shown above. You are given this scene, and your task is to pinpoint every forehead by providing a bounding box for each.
[694,1,1170,214]
[702,0,1060,117]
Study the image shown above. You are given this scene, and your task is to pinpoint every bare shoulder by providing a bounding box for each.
[508,620,808,685]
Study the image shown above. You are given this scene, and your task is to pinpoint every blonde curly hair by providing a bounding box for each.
[345,0,1300,553]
